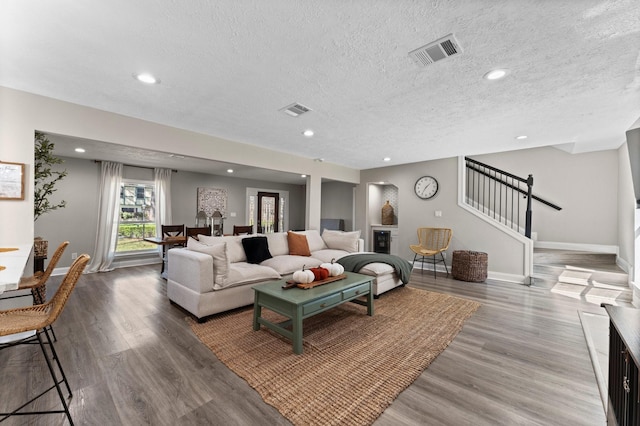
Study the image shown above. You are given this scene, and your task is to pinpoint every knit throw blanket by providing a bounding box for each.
[337,253,413,284]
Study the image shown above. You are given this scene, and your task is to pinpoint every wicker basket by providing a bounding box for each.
[452,250,488,283]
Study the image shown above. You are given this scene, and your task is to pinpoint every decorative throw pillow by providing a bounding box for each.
[321,229,361,253]
[187,238,229,285]
[287,231,311,256]
[241,236,273,264]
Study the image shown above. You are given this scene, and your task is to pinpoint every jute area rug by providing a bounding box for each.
[188,286,480,426]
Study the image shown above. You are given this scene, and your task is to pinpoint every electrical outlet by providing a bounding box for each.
[71,252,78,260]
[435,210,442,217]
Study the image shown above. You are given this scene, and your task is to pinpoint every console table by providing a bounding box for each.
[603,304,640,425]
[0,244,32,294]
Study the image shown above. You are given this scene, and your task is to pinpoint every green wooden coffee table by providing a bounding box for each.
[252,272,374,354]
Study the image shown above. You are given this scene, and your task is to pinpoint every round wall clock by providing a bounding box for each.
[414,176,439,200]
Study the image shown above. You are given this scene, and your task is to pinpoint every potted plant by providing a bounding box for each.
[33,131,67,259]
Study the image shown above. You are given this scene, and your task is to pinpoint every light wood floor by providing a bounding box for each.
[0,265,608,425]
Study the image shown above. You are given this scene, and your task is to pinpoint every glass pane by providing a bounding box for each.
[279,197,285,233]
[116,182,156,252]
[261,196,275,233]
[249,195,255,226]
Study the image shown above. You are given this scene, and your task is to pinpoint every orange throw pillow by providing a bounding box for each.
[287,231,311,256]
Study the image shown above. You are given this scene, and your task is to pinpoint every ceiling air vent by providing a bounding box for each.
[280,102,312,117]
[409,33,462,67]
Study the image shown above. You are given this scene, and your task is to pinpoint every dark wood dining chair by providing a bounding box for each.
[233,225,253,235]
[162,224,185,240]
[186,226,212,241]
[161,225,185,273]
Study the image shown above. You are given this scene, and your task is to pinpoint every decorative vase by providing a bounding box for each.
[381,201,394,225]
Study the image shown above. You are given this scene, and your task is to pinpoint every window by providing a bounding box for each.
[116,181,156,252]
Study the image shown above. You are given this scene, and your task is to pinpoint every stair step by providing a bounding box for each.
[533,264,628,287]
[532,248,631,304]
[533,249,619,269]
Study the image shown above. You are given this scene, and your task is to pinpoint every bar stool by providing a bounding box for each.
[0,254,90,425]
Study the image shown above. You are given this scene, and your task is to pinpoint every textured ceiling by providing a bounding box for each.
[1,0,639,171]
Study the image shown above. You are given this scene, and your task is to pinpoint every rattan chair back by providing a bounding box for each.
[18,240,69,304]
[409,228,453,278]
[1,254,90,336]
[416,227,452,253]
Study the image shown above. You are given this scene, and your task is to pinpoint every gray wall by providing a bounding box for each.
[357,157,526,277]
[355,146,624,279]
[34,157,100,270]
[476,147,618,246]
[35,157,306,268]
[321,181,355,231]
[171,170,306,231]
[618,143,636,271]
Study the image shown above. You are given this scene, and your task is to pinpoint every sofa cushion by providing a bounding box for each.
[287,231,311,256]
[186,238,229,287]
[322,229,361,253]
[199,234,247,263]
[297,229,326,252]
[310,249,351,264]
[226,262,281,287]
[242,236,273,264]
[358,262,395,276]
[261,255,322,275]
[266,232,289,257]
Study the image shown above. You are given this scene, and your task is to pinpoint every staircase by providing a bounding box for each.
[532,248,632,305]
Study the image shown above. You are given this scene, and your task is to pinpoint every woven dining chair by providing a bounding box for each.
[18,240,69,305]
[0,254,89,425]
[409,227,453,278]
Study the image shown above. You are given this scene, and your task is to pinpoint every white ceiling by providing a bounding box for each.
[2,1,640,171]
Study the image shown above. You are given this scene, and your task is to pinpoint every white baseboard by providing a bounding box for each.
[488,272,527,284]
[412,261,525,284]
[534,241,618,254]
[52,257,161,277]
[617,256,632,276]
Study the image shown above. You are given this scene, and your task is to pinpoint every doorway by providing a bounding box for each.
[257,191,280,233]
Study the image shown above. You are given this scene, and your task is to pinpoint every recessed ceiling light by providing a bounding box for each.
[133,73,160,84]
[483,69,510,80]
[74,148,85,153]
[227,169,234,173]
[383,157,391,162]
[301,174,307,178]
[515,135,528,140]
[303,130,314,137]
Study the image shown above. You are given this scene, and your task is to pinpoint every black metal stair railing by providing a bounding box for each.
[464,157,561,238]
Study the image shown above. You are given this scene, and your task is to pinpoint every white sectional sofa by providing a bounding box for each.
[167,229,406,320]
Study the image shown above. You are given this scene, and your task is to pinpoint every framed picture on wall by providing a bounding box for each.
[0,161,25,200]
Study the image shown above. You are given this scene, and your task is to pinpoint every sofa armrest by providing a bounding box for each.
[167,248,215,293]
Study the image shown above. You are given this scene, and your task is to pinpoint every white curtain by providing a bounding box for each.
[154,168,173,256]
[86,161,123,273]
